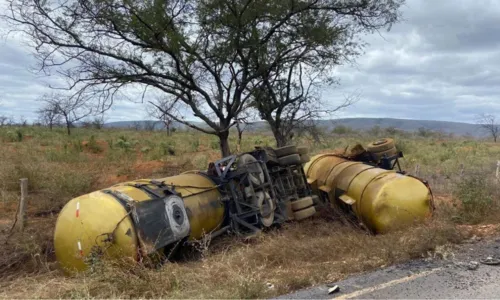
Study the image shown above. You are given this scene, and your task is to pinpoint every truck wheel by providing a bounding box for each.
[278,154,301,166]
[367,138,395,153]
[274,145,298,157]
[311,194,320,205]
[255,192,274,227]
[293,206,316,221]
[237,154,265,186]
[291,196,314,211]
[371,147,398,161]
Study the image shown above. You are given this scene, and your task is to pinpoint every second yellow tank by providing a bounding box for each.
[304,154,433,233]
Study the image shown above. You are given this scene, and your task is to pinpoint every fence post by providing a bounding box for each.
[496,161,500,183]
[17,178,28,231]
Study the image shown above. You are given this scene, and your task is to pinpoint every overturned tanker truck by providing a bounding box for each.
[54,138,434,273]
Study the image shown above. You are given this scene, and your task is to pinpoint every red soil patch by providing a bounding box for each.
[100,174,131,186]
[81,139,109,150]
[133,160,166,176]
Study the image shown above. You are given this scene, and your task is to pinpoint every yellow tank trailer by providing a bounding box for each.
[304,154,434,233]
[54,141,434,273]
[54,172,224,273]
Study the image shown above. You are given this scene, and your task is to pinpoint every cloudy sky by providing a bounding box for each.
[0,0,499,123]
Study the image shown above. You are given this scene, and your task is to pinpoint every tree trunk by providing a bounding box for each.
[166,122,171,136]
[237,130,243,153]
[271,127,289,147]
[66,121,71,135]
[236,122,243,153]
[218,130,231,157]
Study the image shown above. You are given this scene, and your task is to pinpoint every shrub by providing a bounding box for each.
[452,174,497,224]
[86,135,103,154]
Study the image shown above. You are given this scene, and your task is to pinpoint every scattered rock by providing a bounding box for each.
[454,261,480,270]
[466,261,479,270]
[266,283,275,289]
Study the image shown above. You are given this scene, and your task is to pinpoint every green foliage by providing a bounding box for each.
[116,136,136,152]
[332,125,355,135]
[452,174,496,224]
[3,129,24,142]
[191,139,200,152]
[210,139,219,150]
[159,141,176,156]
[86,135,103,154]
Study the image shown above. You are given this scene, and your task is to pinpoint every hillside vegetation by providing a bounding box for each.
[105,117,486,137]
[1,126,500,298]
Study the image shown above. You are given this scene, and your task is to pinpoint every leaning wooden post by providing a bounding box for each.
[496,161,500,183]
[17,178,28,231]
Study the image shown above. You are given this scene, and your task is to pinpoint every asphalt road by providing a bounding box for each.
[276,236,500,299]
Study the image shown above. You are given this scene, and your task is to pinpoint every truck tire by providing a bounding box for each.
[254,191,274,227]
[237,154,265,186]
[371,147,398,161]
[285,201,295,221]
[367,138,395,153]
[291,196,314,211]
[293,206,316,221]
[278,154,301,166]
[274,145,298,157]
[311,194,320,205]
[297,146,309,155]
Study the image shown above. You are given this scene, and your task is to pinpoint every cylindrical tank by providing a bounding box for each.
[54,172,224,273]
[304,154,433,233]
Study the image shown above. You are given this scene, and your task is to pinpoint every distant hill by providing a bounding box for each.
[323,118,483,137]
[105,118,485,137]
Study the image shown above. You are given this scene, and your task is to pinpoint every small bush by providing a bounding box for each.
[86,135,103,154]
[159,141,176,156]
[452,174,498,224]
[191,139,200,152]
[4,129,23,142]
[210,139,219,150]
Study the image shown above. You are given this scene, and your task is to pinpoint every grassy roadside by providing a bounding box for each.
[1,126,500,298]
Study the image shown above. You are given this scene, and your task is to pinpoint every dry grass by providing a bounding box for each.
[1,126,500,298]
[1,214,464,299]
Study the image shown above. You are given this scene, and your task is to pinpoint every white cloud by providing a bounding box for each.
[1,0,500,124]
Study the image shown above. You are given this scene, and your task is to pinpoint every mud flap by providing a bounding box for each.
[131,195,190,255]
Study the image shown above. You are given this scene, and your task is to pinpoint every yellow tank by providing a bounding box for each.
[54,172,224,273]
[304,154,433,233]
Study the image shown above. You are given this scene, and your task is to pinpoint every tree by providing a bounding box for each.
[250,63,357,146]
[143,120,157,131]
[238,0,393,146]
[5,0,404,157]
[39,93,93,135]
[476,113,500,142]
[234,109,256,152]
[0,115,9,127]
[92,114,107,130]
[147,97,183,136]
[37,103,62,130]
